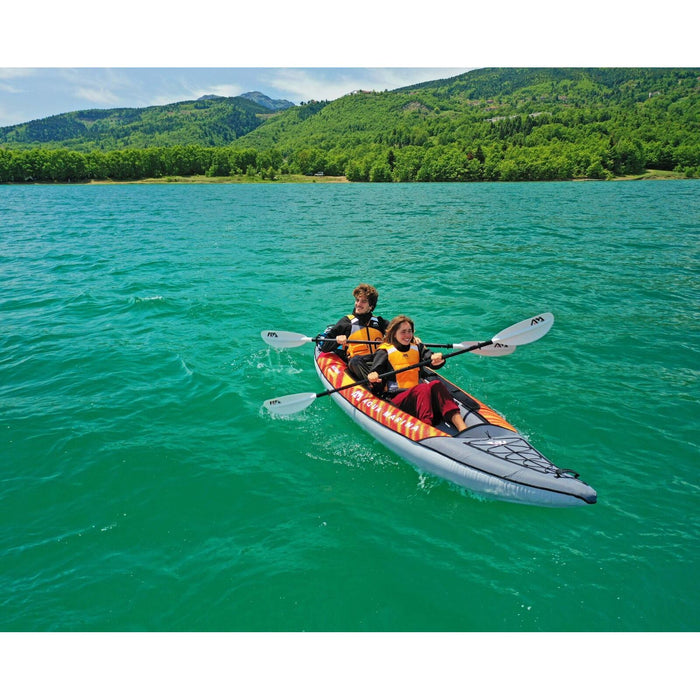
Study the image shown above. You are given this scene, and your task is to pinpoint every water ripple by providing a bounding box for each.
[1,181,698,632]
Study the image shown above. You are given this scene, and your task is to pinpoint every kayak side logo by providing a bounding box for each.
[351,389,444,441]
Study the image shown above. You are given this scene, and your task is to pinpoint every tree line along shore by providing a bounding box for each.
[1,142,697,185]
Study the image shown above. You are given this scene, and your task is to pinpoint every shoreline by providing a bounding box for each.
[3,169,691,186]
[88,174,351,185]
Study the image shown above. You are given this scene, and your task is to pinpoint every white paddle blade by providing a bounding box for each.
[261,330,315,349]
[455,341,516,356]
[492,312,554,346]
[263,392,318,415]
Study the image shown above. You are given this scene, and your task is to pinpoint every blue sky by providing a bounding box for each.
[0,68,472,127]
[1,3,694,128]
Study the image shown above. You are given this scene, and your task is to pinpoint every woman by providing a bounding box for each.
[367,315,468,432]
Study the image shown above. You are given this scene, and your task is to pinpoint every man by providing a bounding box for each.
[319,284,389,382]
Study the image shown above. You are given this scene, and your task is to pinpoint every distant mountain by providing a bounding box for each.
[239,92,295,111]
[0,95,277,151]
[195,92,294,111]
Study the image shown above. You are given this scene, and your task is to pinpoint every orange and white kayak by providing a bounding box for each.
[314,347,597,507]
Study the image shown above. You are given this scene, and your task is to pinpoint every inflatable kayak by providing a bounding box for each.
[313,347,597,507]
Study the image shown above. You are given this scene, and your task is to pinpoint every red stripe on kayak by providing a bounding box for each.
[317,352,515,438]
[316,352,447,442]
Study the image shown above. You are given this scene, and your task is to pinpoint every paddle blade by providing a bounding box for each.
[261,330,315,349]
[455,341,516,356]
[492,312,554,346]
[263,392,318,415]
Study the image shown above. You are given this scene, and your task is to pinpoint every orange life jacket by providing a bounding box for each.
[346,314,384,358]
[381,342,420,393]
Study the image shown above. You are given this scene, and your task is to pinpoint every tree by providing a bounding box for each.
[291,147,326,175]
[345,160,366,181]
[206,148,232,177]
[369,159,392,182]
[391,147,423,182]
[585,159,613,180]
[0,148,18,182]
[610,138,645,175]
[229,148,258,175]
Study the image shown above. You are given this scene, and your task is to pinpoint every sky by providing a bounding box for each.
[0,68,472,127]
[2,2,695,129]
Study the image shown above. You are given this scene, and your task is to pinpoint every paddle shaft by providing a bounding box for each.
[316,336,460,349]
[263,313,552,414]
[314,340,492,400]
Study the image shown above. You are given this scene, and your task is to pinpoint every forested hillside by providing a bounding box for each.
[235,67,700,181]
[1,68,698,183]
[0,95,276,151]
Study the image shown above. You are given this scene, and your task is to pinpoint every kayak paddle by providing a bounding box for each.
[260,330,515,356]
[263,313,553,415]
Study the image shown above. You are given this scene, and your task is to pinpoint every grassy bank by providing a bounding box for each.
[88,174,350,185]
[7,169,688,186]
[89,170,690,185]
[612,169,689,181]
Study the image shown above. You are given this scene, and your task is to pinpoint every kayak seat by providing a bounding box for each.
[421,369,481,411]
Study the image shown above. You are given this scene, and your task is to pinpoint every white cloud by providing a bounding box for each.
[0,82,24,94]
[367,68,472,89]
[147,78,246,108]
[73,87,122,106]
[207,83,245,97]
[263,69,360,103]
[0,68,36,80]
[262,68,471,104]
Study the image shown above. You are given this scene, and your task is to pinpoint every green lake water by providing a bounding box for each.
[1,180,698,633]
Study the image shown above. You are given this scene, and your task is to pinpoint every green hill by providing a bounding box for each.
[234,67,700,180]
[1,68,699,182]
[0,95,277,151]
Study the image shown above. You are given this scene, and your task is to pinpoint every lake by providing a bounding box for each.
[1,180,698,637]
